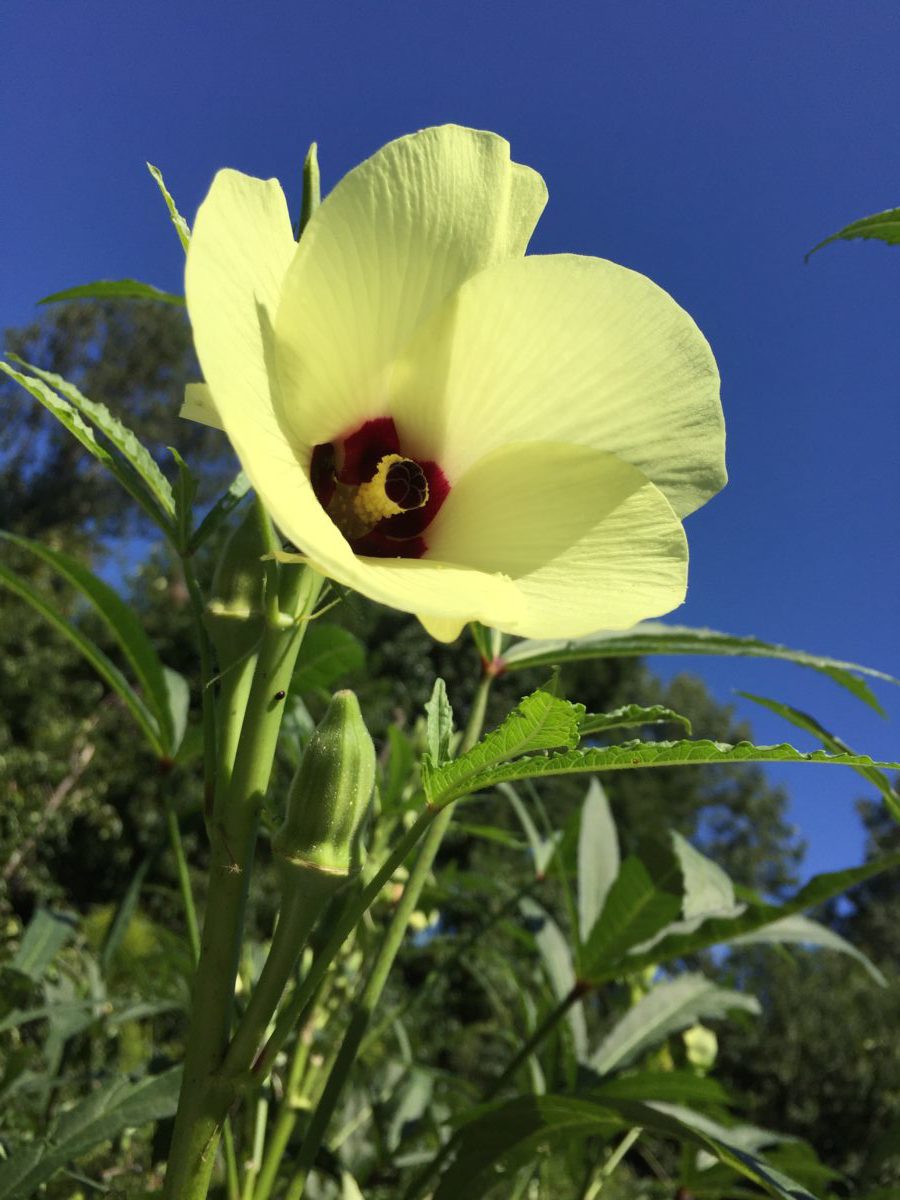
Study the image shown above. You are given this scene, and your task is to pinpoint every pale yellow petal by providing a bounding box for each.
[180,382,222,429]
[417,615,468,643]
[184,168,297,463]
[392,254,724,517]
[273,125,548,453]
[426,442,688,638]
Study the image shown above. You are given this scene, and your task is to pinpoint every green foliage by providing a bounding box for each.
[806,206,900,259]
[430,735,900,805]
[2,296,898,1200]
[502,622,897,715]
[40,279,185,306]
[147,162,191,251]
[421,687,583,803]
[740,691,900,820]
[424,677,455,768]
[1,531,187,756]
[588,974,761,1074]
[0,1069,182,1198]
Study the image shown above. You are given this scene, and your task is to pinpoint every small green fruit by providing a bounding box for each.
[273,690,375,882]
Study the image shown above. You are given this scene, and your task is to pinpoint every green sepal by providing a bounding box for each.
[273,690,375,880]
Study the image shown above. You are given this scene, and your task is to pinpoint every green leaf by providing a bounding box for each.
[589,974,760,1074]
[425,678,455,768]
[670,831,739,920]
[432,1095,623,1200]
[521,899,587,1060]
[0,558,163,753]
[455,823,525,851]
[581,857,681,976]
[577,779,620,947]
[39,279,185,306]
[290,624,366,693]
[597,1098,812,1200]
[422,688,583,804]
[9,910,77,982]
[587,851,900,983]
[729,913,886,987]
[430,739,900,805]
[434,1093,812,1200]
[0,361,174,534]
[147,162,191,251]
[580,704,692,737]
[4,357,176,526]
[163,668,191,754]
[739,691,900,821]
[589,1070,731,1107]
[501,622,896,715]
[188,470,252,553]
[0,1068,182,1198]
[806,206,900,260]
[1,531,179,754]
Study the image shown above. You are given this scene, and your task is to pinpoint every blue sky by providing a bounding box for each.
[2,1,898,878]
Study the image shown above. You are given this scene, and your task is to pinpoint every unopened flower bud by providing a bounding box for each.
[273,690,375,886]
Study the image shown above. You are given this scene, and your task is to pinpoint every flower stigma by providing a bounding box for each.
[310,417,449,559]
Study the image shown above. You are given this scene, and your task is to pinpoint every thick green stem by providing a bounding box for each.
[224,870,340,1077]
[288,671,495,1195]
[163,567,322,1200]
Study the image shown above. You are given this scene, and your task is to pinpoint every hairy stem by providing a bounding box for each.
[163,567,322,1199]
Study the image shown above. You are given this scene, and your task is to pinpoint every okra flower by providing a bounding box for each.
[183,125,724,641]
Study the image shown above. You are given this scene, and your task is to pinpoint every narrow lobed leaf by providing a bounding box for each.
[425,678,455,767]
[580,856,682,976]
[589,973,760,1075]
[0,558,164,753]
[739,691,900,821]
[501,622,897,715]
[422,687,583,804]
[577,779,620,947]
[586,850,900,983]
[580,703,692,736]
[147,162,191,250]
[431,739,900,806]
[729,913,886,987]
[9,910,77,982]
[806,205,900,260]
[0,1068,183,1198]
[39,279,185,306]
[1,531,179,755]
[5,356,176,525]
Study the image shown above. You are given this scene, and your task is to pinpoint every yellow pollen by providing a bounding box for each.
[353,454,429,525]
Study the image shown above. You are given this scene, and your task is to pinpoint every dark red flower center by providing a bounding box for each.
[310,417,449,559]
